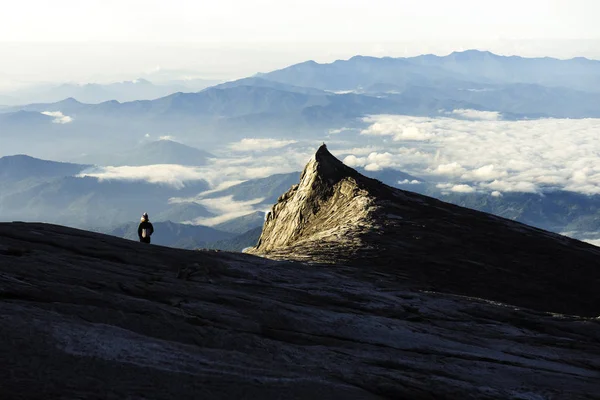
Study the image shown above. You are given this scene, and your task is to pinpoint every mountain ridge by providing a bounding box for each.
[250,145,600,317]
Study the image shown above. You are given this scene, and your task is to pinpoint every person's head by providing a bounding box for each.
[141,212,149,221]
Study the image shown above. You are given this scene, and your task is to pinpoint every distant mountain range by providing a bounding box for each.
[258,50,600,93]
[3,50,600,160]
[0,78,222,105]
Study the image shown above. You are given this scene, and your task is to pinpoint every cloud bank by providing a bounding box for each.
[338,114,600,195]
[450,109,502,121]
[78,165,208,189]
[188,195,266,226]
[229,138,298,152]
[41,111,73,124]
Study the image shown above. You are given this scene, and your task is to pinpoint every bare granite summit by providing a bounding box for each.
[2,145,600,399]
[250,145,600,317]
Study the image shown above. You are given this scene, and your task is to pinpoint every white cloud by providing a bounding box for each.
[450,109,502,121]
[343,155,364,168]
[190,195,265,226]
[365,163,382,171]
[482,180,539,193]
[462,164,507,181]
[433,162,466,176]
[333,146,383,157]
[41,111,73,124]
[361,116,432,141]
[229,138,297,151]
[159,135,174,141]
[328,127,353,135]
[398,179,421,185]
[451,184,476,193]
[342,151,398,171]
[144,133,151,138]
[491,191,503,197]
[78,165,207,189]
[345,114,600,195]
[437,183,476,193]
[168,180,247,203]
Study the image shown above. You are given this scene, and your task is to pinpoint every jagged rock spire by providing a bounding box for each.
[251,144,380,255]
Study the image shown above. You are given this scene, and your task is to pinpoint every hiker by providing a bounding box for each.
[138,212,154,244]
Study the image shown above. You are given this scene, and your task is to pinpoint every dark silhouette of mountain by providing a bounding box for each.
[1,218,599,397]
[250,145,600,317]
[214,211,266,234]
[107,220,234,249]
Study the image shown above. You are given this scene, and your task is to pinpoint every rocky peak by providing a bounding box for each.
[252,144,384,256]
[250,145,600,317]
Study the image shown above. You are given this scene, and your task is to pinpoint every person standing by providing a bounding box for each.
[138,212,154,244]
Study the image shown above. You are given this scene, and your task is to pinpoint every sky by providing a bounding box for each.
[1,0,599,87]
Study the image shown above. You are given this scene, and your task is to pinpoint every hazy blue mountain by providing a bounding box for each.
[382,83,600,119]
[107,220,234,249]
[9,85,400,125]
[259,50,600,93]
[0,173,210,229]
[433,190,600,236]
[258,57,470,92]
[211,77,328,96]
[410,50,600,92]
[78,140,214,166]
[205,226,262,251]
[214,211,266,234]
[0,154,88,183]
[0,154,91,199]
[153,202,214,223]
[5,50,600,162]
[0,78,223,105]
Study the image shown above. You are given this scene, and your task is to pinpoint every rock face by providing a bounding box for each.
[250,145,600,317]
[1,222,600,399]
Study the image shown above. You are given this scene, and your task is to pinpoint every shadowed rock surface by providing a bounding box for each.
[1,222,600,399]
[250,145,600,317]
